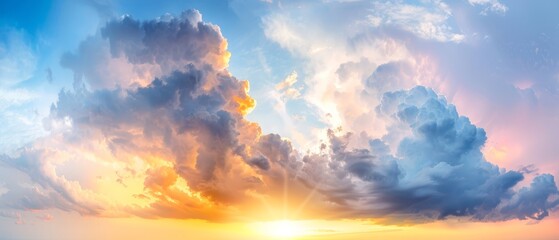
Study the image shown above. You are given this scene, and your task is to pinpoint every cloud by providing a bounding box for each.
[501,174,559,220]
[260,1,559,223]
[101,9,229,71]
[275,70,301,100]
[45,58,261,218]
[0,210,23,224]
[60,9,230,90]
[1,7,558,225]
[0,27,37,87]
[261,0,443,136]
[364,60,418,95]
[294,86,559,222]
[369,86,559,221]
[368,1,464,42]
[1,10,304,221]
[402,1,559,177]
[275,71,298,91]
[0,81,44,156]
[468,0,508,15]
[0,149,103,215]
[60,33,155,90]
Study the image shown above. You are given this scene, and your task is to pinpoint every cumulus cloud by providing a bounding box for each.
[294,86,559,222]
[500,174,559,220]
[261,0,443,136]
[60,9,230,90]
[261,0,559,223]
[370,86,558,221]
[364,60,418,95]
[1,10,305,221]
[1,7,558,225]
[101,9,230,71]
[60,33,154,90]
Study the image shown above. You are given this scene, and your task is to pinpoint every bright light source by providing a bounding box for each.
[253,220,307,239]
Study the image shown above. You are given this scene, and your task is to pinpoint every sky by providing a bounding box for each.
[0,0,559,239]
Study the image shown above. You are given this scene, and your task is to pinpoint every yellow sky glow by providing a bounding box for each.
[11,213,556,240]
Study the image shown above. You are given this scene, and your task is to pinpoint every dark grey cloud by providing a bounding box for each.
[501,174,559,220]
[247,156,270,171]
[101,9,229,71]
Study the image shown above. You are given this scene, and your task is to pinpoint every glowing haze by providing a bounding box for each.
[1,0,559,239]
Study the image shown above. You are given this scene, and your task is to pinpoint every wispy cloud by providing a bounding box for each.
[469,0,508,15]
[369,0,464,42]
[0,28,37,87]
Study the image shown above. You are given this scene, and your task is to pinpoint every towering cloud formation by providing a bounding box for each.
[303,86,559,221]
[0,9,557,224]
[3,9,274,221]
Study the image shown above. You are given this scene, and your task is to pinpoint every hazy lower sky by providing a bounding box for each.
[1,0,559,239]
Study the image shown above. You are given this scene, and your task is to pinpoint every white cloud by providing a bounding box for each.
[262,1,440,139]
[0,85,44,155]
[275,70,301,99]
[0,88,34,111]
[262,13,315,56]
[0,28,37,87]
[469,0,508,15]
[275,70,298,91]
[369,1,464,42]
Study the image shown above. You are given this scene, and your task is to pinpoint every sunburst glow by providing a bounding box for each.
[253,220,308,239]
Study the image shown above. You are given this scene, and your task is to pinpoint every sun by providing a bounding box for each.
[253,220,308,239]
